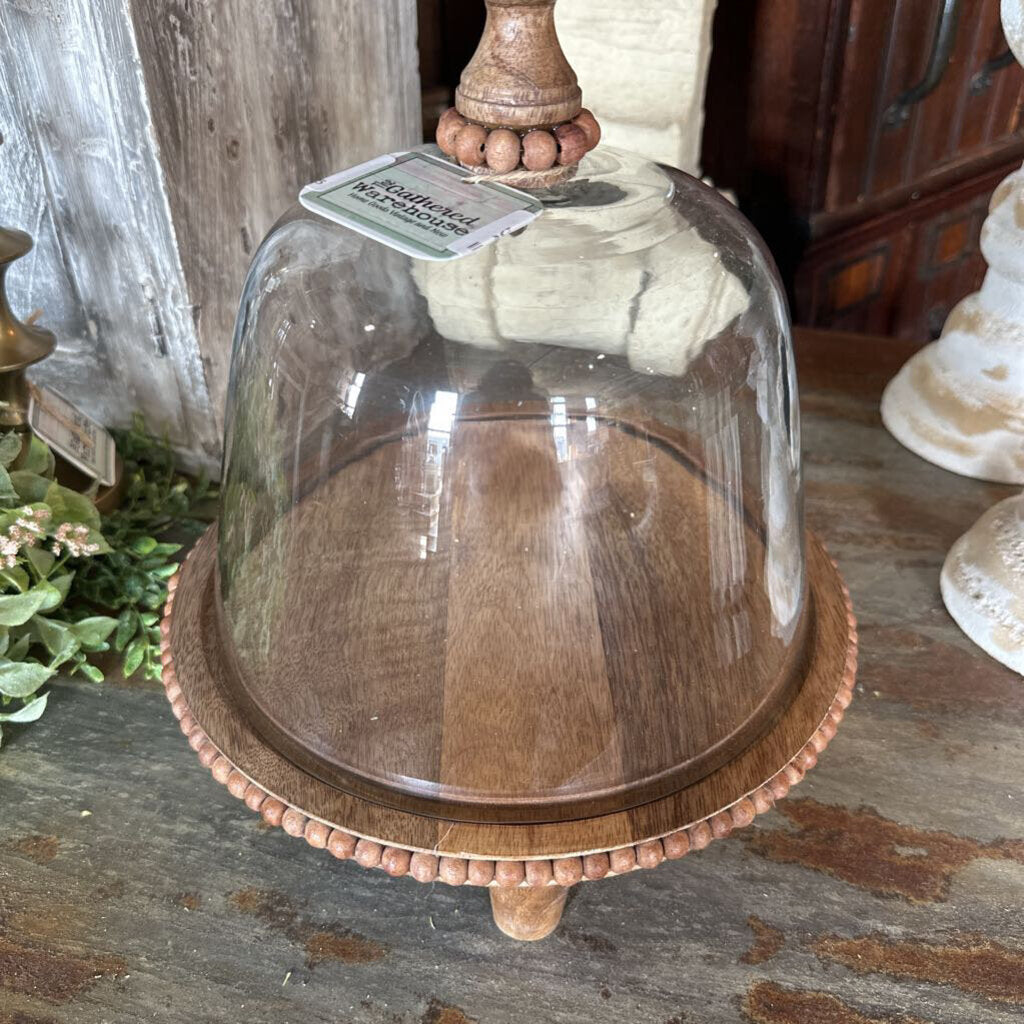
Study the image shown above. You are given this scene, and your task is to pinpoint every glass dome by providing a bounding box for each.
[216,145,805,825]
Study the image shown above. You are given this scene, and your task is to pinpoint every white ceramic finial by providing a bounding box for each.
[880,1,1024,484]
[930,0,1024,677]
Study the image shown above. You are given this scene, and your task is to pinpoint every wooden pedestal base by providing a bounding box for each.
[490,886,570,941]
[160,527,856,941]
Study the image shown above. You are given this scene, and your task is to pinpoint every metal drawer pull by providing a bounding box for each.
[883,0,962,128]
[970,47,1015,94]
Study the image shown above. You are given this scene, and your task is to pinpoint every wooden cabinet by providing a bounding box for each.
[702,0,1024,342]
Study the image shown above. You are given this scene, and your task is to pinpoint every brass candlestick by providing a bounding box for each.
[0,227,56,430]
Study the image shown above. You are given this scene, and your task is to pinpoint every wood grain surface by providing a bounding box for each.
[1,329,1022,1023]
[216,412,806,824]
[0,0,419,468]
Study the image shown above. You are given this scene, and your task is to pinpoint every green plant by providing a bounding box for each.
[0,419,215,746]
[68,417,214,685]
[0,433,116,744]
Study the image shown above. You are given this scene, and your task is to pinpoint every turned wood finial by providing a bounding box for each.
[437,0,601,186]
[456,0,581,128]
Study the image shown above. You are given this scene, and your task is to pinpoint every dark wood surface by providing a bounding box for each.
[211,412,818,826]
[168,525,849,856]
[2,327,1022,1023]
[701,0,1024,342]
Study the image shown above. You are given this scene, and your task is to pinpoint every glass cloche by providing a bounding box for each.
[215,148,806,826]
[195,1,822,836]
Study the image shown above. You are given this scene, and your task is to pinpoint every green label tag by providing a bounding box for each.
[300,150,544,261]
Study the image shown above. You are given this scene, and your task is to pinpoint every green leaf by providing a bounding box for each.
[7,633,31,661]
[122,637,146,678]
[10,472,54,504]
[0,691,48,723]
[151,542,182,557]
[86,528,112,556]
[0,659,55,698]
[70,616,117,647]
[131,536,157,556]
[31,615,78,659]
[0,433,23,469]
[48,572,73,605]
[0,627,9,657]
[78,662,104,684]
[45,483,102,532]
[34,581,64,613]
[0,588,49,626]
[25,545,55,578]
[17,435,56,477]
[0,466,19,507]
[114,610,137,652]
[0,566,29,593]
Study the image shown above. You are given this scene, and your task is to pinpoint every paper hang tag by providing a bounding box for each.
[299,150,544,261]
[28,386,117,488]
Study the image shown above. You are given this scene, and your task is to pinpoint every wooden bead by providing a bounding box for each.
[410,852,439,882]
[304,820,331,849]
[226,770,249,799]
[768,773,791,799]
[454,123,488,167]
[467,859,495,887]
[495,860,526,888]
[485,128,521,173]
[662,831,690,860]
[210,757,232,784]
[439,857,469,886]
[525,859,554,887]
[354,839,383,868]
[187,727,206,752]
[381,847,411,877]
[196,742,219,768]
[552,857,583,886]
[260,799,286,827]
[730,798,757,829]
[710,812,734,839]
[521,129,557,171]
[179,714,195,736]
[582,853,610,879]
[327,829,357,860]
[170,696,187,721]
[573,108,602,149]
[688,822,712,850]
[636,840,665,870]
[608,847,636,875]
[282,808,308,837]
[554,122,588,166]
[243,784,266,812]
[751,788,775,814]
[436,107,467,155]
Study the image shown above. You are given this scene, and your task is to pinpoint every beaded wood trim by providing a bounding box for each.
[436,107,601,185]
[158,563,857,889]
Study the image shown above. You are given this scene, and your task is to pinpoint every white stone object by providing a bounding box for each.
[941,493,1024,675]
[924,0,1024,678]
[556,0,718,175]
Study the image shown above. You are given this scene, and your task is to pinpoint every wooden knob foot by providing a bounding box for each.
[489,884,569,941]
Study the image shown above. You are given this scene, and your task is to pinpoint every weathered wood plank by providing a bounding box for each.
[130,0,421,447]
[0,328,1022,1023]
[0,0,420,468]
[0,0,217,463]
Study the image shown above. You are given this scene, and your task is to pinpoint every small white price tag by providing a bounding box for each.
[28,386,117,487]
[300,150,545,261]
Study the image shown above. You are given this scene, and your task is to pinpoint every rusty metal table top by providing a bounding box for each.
[1,328,1021,1024]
